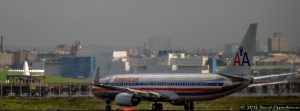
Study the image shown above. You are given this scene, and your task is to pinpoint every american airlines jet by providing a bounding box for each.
[92,24,294,110]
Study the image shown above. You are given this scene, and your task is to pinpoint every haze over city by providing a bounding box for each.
[0,0,299,50]
[1,1,300,110]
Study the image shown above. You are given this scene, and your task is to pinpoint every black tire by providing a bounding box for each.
[184,101,194,111]
[189,102,194,111]
[152,103,163,111]
[184,104,189,111]
[105,100,112,111]
[105,105,111,111]
[157,103,163,110]
[152,103,156,110]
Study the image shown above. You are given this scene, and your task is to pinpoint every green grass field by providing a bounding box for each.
[0,70,89,84]
[0,97,299,110]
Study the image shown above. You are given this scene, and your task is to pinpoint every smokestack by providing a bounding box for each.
[0,36,3,53]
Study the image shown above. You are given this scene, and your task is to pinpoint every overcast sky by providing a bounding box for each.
[0,0,299,50]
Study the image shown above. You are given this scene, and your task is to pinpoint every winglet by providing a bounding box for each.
[94,67,100,84]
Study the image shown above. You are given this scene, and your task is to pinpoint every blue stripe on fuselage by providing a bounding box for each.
[103,81,224,87]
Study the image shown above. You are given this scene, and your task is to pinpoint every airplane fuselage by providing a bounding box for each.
[91,73,252,102]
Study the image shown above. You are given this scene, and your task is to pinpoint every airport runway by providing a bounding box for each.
[0,96,300,110]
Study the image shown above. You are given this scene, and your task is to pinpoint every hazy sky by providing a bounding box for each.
[0,0,299,50]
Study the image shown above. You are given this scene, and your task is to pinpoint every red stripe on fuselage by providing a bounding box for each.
[91,87,220,92]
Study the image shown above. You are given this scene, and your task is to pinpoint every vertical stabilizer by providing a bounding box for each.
[23,61,30,76]
[218,23,257,76]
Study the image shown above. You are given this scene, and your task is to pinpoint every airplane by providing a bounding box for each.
[7,61,44,76]
[91,23,295,110]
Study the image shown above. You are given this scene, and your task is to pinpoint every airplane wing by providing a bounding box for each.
[248,81,288,87]
[94,83,164,98]
[248,72,295,87]
[253,73,294,80]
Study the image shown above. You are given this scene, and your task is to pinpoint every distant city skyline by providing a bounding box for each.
[0,0,299,51]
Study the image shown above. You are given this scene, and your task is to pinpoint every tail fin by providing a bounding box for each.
[218,23,257,77]
[94,67,100,84]
[23,61,30,76]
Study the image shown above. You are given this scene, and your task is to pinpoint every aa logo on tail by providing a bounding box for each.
[233,46,251,66]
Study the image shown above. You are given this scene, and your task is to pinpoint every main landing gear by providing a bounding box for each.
[152,102,163,111]
[105,100,112,111]
[184,101,194,111]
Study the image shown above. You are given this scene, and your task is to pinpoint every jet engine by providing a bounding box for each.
[114,93,141,106]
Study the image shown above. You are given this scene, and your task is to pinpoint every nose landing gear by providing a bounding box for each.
[184,101,194,111]
[105,100,111,111]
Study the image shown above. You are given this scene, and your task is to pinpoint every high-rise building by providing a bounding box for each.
[147,36,171,50]
[26,50,38,63]
[268,32,288,52]
[1,36,3,53]
[224,43,239,57]
[128,47,142,57]
[143,36,171,57]
[256,40,268,53]
[71,41,85,56]
[0,53,14,69]
[14,50,26,68]
[56,44,70,54]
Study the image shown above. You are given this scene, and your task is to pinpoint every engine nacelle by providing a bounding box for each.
[114,93,141,106]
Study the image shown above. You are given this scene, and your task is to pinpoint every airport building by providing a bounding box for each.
[256,40,268,53]
[108,50,209,74]
[33,53,96,78]
[61,56,95,78]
